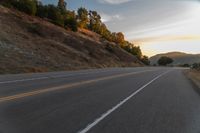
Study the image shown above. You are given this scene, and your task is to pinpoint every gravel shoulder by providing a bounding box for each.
[184,69,200,93]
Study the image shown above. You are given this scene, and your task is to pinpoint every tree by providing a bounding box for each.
[77,7,89,28]
[115,32,125,44]
[158,56,173,66]
[102,29,113,42]
[130,45,142,59]
[10,0,37,15]
[36,2,48,18]
[57,0,67,13]
[46,4,64,26]
[141,56,150,65]
[119,41,143,60]
[64,11,78,31]
[89,10,103,33]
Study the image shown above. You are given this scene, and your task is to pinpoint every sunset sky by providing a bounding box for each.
[42,0,200,57]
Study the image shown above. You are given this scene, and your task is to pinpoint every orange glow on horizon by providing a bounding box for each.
[132,35,200,45]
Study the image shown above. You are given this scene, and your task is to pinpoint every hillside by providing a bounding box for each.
[150,52,200,65]
[0,6,142,74]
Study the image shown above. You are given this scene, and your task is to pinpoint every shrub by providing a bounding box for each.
[64,18,77,31]
[192,63,200,70]
[27,23,42,36]
[105,44,114,53]
[180,64,190,67]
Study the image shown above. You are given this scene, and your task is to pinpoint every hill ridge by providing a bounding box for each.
[150,51,200,65]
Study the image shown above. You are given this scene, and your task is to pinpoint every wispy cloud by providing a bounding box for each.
[100,13,123,22]
[98,0,199,5]
[132,35,200,45]
[98,0,132,4]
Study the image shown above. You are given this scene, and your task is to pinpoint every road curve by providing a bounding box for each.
[0,67,200,133]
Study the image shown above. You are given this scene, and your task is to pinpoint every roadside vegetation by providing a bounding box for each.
[1,0,150,65]
[183,62,200,89]
[184,66,200,91]
[191,63,200,70]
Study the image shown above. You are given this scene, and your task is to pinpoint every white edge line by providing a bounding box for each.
[78,70,171,133]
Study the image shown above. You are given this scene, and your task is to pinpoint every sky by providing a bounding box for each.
[41,0,200,57]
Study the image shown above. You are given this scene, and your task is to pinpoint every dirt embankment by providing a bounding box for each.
[0,6,142,74]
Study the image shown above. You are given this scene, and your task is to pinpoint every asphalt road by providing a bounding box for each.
[0,67,200,133]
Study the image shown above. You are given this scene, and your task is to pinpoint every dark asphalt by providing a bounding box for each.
[0,67,200,133]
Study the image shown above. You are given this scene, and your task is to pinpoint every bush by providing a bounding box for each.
[179,64,190,67]
[27,23,42,36]
[105,44,114,53]
[64,17,78,32]
[192,63,200,70]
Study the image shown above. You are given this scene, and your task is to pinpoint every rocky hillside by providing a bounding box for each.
[150,52,200,65]
[0,6,142,74]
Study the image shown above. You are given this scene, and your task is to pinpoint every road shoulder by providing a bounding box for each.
[184,69,200,94]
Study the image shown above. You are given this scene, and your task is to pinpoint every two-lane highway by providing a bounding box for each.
[0,67,200,133]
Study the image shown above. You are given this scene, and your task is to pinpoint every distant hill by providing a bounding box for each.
[0,6,142,74]
[150,52,200,65]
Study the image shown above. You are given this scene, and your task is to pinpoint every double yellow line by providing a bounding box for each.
[0,70,155,103]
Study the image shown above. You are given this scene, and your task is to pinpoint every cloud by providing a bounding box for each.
[98,0,132,4]
[100,13,123,22]
[132,35,200,45]
[98,0,199,5]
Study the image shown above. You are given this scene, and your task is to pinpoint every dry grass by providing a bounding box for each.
[0,6,142,74]
[184,70,200,88]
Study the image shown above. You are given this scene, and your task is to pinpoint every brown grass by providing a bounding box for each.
[184,69,200,88]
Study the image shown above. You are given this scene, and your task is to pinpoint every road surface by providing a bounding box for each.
[0,67,200,133]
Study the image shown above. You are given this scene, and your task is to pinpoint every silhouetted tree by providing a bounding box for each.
[141,56,150,65]
[36,2,48,18]
[158,56,173,66]
[64,11,78,31]
[46,4,64,26]
[8,0,37,15]
[57,0,66,12]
